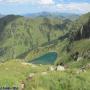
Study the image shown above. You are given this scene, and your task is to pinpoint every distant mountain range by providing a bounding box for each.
[0,14,5,18]
[24,12,80,21]
[0,12,80,21]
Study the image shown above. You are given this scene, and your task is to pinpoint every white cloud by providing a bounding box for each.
[0,0,90,13]
[6,0,30,3]
[38,0,54,5]
[0,0,54,5]
[0,0,33,3]
[56,3,90,13]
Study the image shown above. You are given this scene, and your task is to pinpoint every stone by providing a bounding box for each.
[56,65,65,71]
[77,57,83,61]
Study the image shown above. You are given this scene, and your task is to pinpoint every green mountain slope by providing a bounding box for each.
[0,15,70,61]
[0,12,89,66]
[60,12,90,67]
[68,12,90,41]
[0,12,90,90]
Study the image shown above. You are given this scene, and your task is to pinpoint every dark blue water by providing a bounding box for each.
[30,52,57,65]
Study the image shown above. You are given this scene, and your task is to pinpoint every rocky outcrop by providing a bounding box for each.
[69,13,90,41]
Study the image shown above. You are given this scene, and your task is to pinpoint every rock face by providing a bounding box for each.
[69,13,90,41]
[74,22,90,40]
[48,65,65,71]
[56,65,65,71]
[81,21,90,39]
[69,24,90,41]
[77,57,83,61]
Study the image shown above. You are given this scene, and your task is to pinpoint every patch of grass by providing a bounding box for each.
[0,60,48,87]
[72,39,90,55]
[25,70,90,90]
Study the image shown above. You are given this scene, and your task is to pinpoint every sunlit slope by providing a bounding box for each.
[0,15,69,61]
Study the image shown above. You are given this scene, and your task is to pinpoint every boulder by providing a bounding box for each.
[77,57,83,61]
[56,65,65,71]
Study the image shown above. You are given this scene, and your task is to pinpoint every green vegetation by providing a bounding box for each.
[0,60,48,86]
[0,15,68,61]
[0,60,90,90]
[0,12,90,90]
[24,70,90,90]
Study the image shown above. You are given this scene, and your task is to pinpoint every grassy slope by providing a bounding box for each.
[24,69,90,90]
[21,13,90,90]
[0,13,90,90]
[0,60,90,90]
[67,39,90,68]
[0,60,49,86]
[71,39,90,54]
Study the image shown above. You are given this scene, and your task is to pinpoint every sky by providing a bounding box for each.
[0,0,90,15]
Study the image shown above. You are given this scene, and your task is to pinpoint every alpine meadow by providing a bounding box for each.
[0,0,90,90]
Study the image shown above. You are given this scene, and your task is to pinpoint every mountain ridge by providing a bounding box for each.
[24,12,80,21]
[0,12,89,65]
